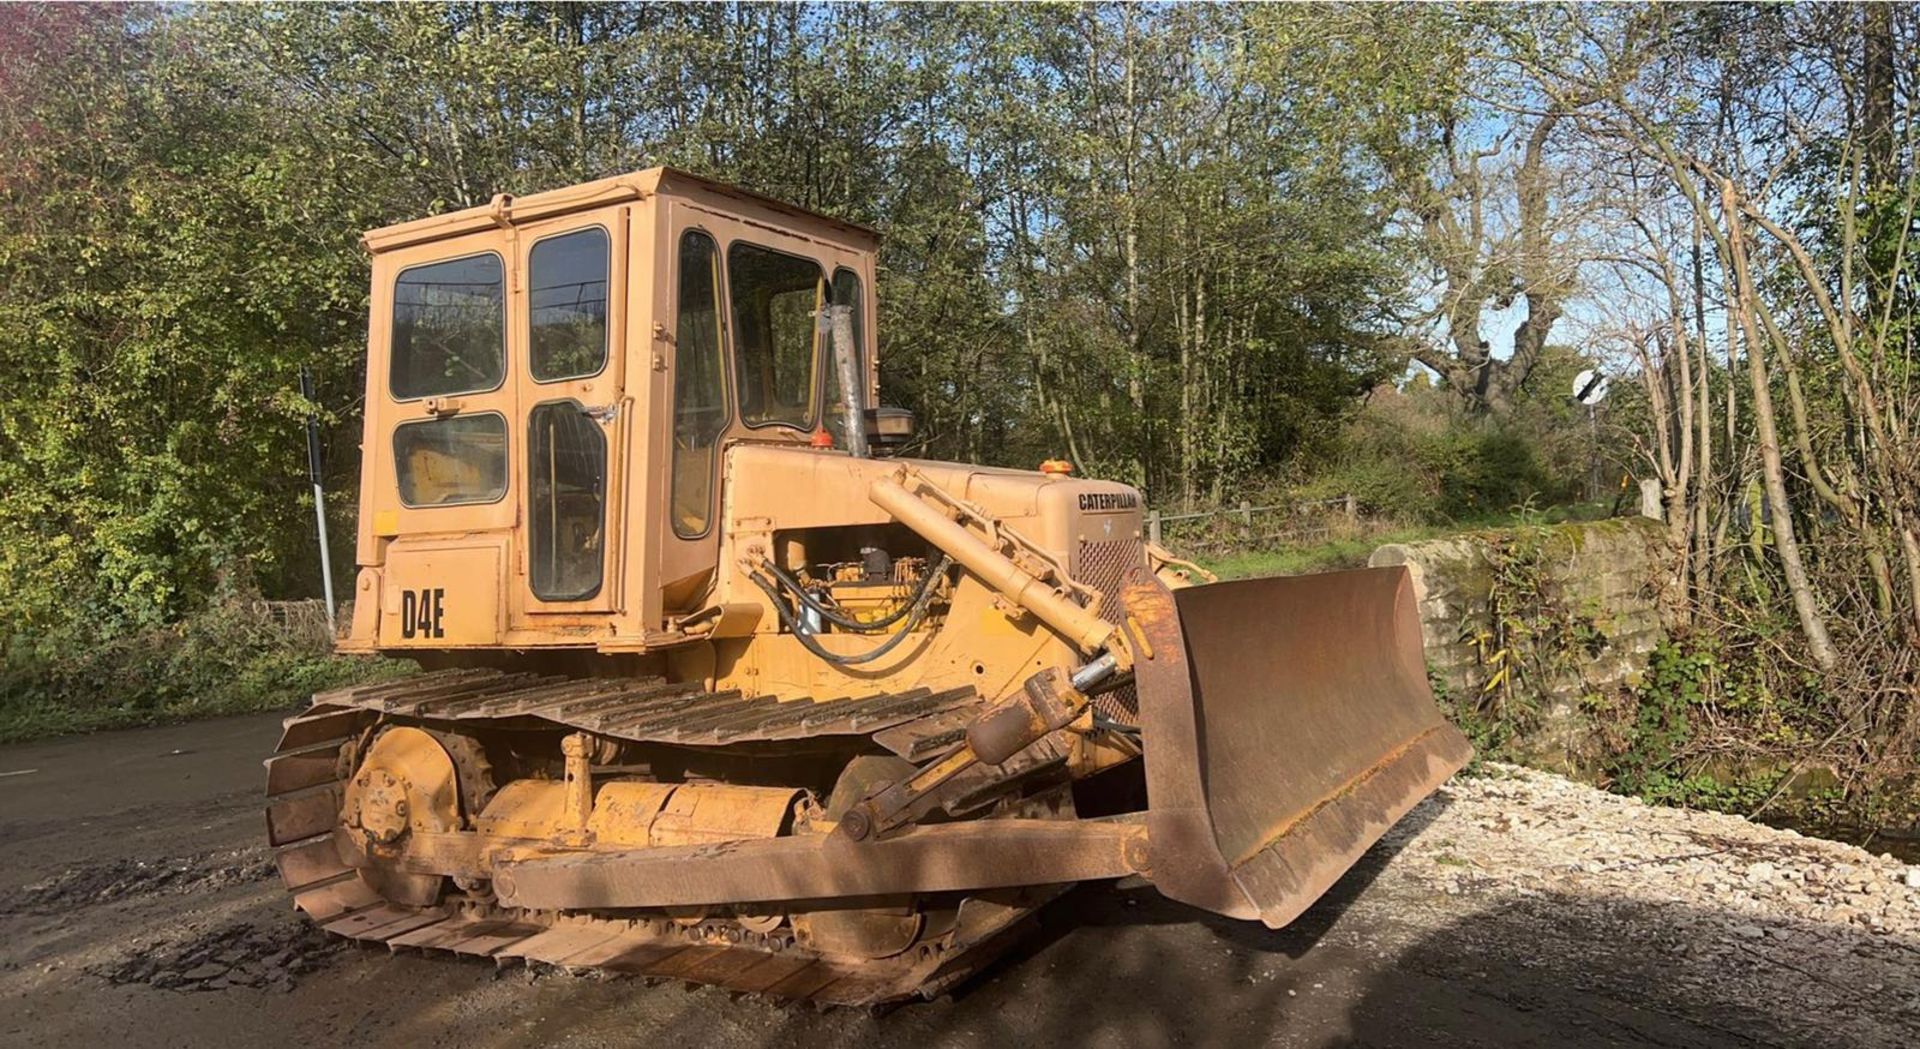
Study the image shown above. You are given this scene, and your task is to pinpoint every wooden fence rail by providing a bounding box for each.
[1145,494,1361,550]
[250,598,343,645]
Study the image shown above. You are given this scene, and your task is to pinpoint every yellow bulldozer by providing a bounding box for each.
[265,168,1470,1006]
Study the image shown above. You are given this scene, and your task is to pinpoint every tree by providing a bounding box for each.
[1248,4,1600,416]
[0,2,1413,637]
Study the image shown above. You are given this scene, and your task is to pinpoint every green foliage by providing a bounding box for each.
[0,602,412,743]
[0,9,369,636]
[1608,640,1714,797]
[0,4,1411,650]
[1301,366,1592,525]
[1427,661,1512,765]
[1634,771,1784,814]
[1427,429,1555,520]
[1443,526,1614,760]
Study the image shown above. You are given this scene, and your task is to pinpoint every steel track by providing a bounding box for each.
[263,671,1050,1008]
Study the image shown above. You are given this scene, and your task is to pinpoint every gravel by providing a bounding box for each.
[1365,762,1920,1048]
[1391,763,1920,940]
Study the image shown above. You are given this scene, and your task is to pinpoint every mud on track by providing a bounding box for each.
[1,711,1916,1048]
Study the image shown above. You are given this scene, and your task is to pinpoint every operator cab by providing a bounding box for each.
[344,168,888,653]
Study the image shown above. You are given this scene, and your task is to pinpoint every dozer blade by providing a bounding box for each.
[1123,565,1471,929]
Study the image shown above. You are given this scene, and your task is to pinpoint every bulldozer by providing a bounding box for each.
[265,168,1470,1006]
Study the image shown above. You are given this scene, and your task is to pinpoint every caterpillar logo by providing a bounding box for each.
[1078,492,1139,512]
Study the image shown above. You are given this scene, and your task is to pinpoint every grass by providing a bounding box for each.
[0,603,414,744]
[1198,501,1615,580]
[0,659,411,743]
[1203,524,1456,579]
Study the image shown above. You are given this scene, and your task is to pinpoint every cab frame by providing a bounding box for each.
[343,168,880,653]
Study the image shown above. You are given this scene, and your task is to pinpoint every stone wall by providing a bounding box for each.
[1368,516,1672,773]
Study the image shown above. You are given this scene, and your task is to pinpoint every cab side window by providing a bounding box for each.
[671,231,727,537]
[727,242,823,429]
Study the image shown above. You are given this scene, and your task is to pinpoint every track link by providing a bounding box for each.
[298,667,981,748]
[264,672,1047,1008]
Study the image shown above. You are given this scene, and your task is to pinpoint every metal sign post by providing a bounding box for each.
[301,366,337,633]
[1573,368,1610,503]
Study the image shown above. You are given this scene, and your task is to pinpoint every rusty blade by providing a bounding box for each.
[1125,566,1470,929]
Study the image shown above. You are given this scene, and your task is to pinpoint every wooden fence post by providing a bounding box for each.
[1344,493,1357,524]
[1238,501,1252,541]
[1147,509,1162,545]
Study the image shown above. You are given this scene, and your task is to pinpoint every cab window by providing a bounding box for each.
[394,413,508,506]
[527,402,606,600]
[727,242,823,429]
[529,228,610,382]
[671,231,727,537]
[390,253,505,399]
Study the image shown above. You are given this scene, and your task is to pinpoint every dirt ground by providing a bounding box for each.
[2,712,1915,1048]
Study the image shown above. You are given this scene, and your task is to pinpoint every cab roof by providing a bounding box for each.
[361,167,880,255]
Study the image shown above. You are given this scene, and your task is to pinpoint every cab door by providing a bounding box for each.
[655,202,733,609]
[370,228,519,647]
[512,206,630,615]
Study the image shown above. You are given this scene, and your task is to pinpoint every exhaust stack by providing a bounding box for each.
[830,303,868,458]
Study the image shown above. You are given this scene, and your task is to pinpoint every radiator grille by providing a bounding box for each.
[1074,538,1146,724]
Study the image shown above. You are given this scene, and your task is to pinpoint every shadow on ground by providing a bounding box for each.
[468,798,1915,1049]
[6,715,1915,1049]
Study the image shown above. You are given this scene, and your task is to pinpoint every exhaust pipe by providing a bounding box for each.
[829,304,869,458]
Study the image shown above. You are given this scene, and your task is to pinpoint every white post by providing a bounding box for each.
[302,367,337,634]
[1639,478,1663,521]
[312,481,336,633]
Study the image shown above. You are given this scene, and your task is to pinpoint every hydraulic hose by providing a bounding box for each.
[748,558,951,666]
[759,556,949,633]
